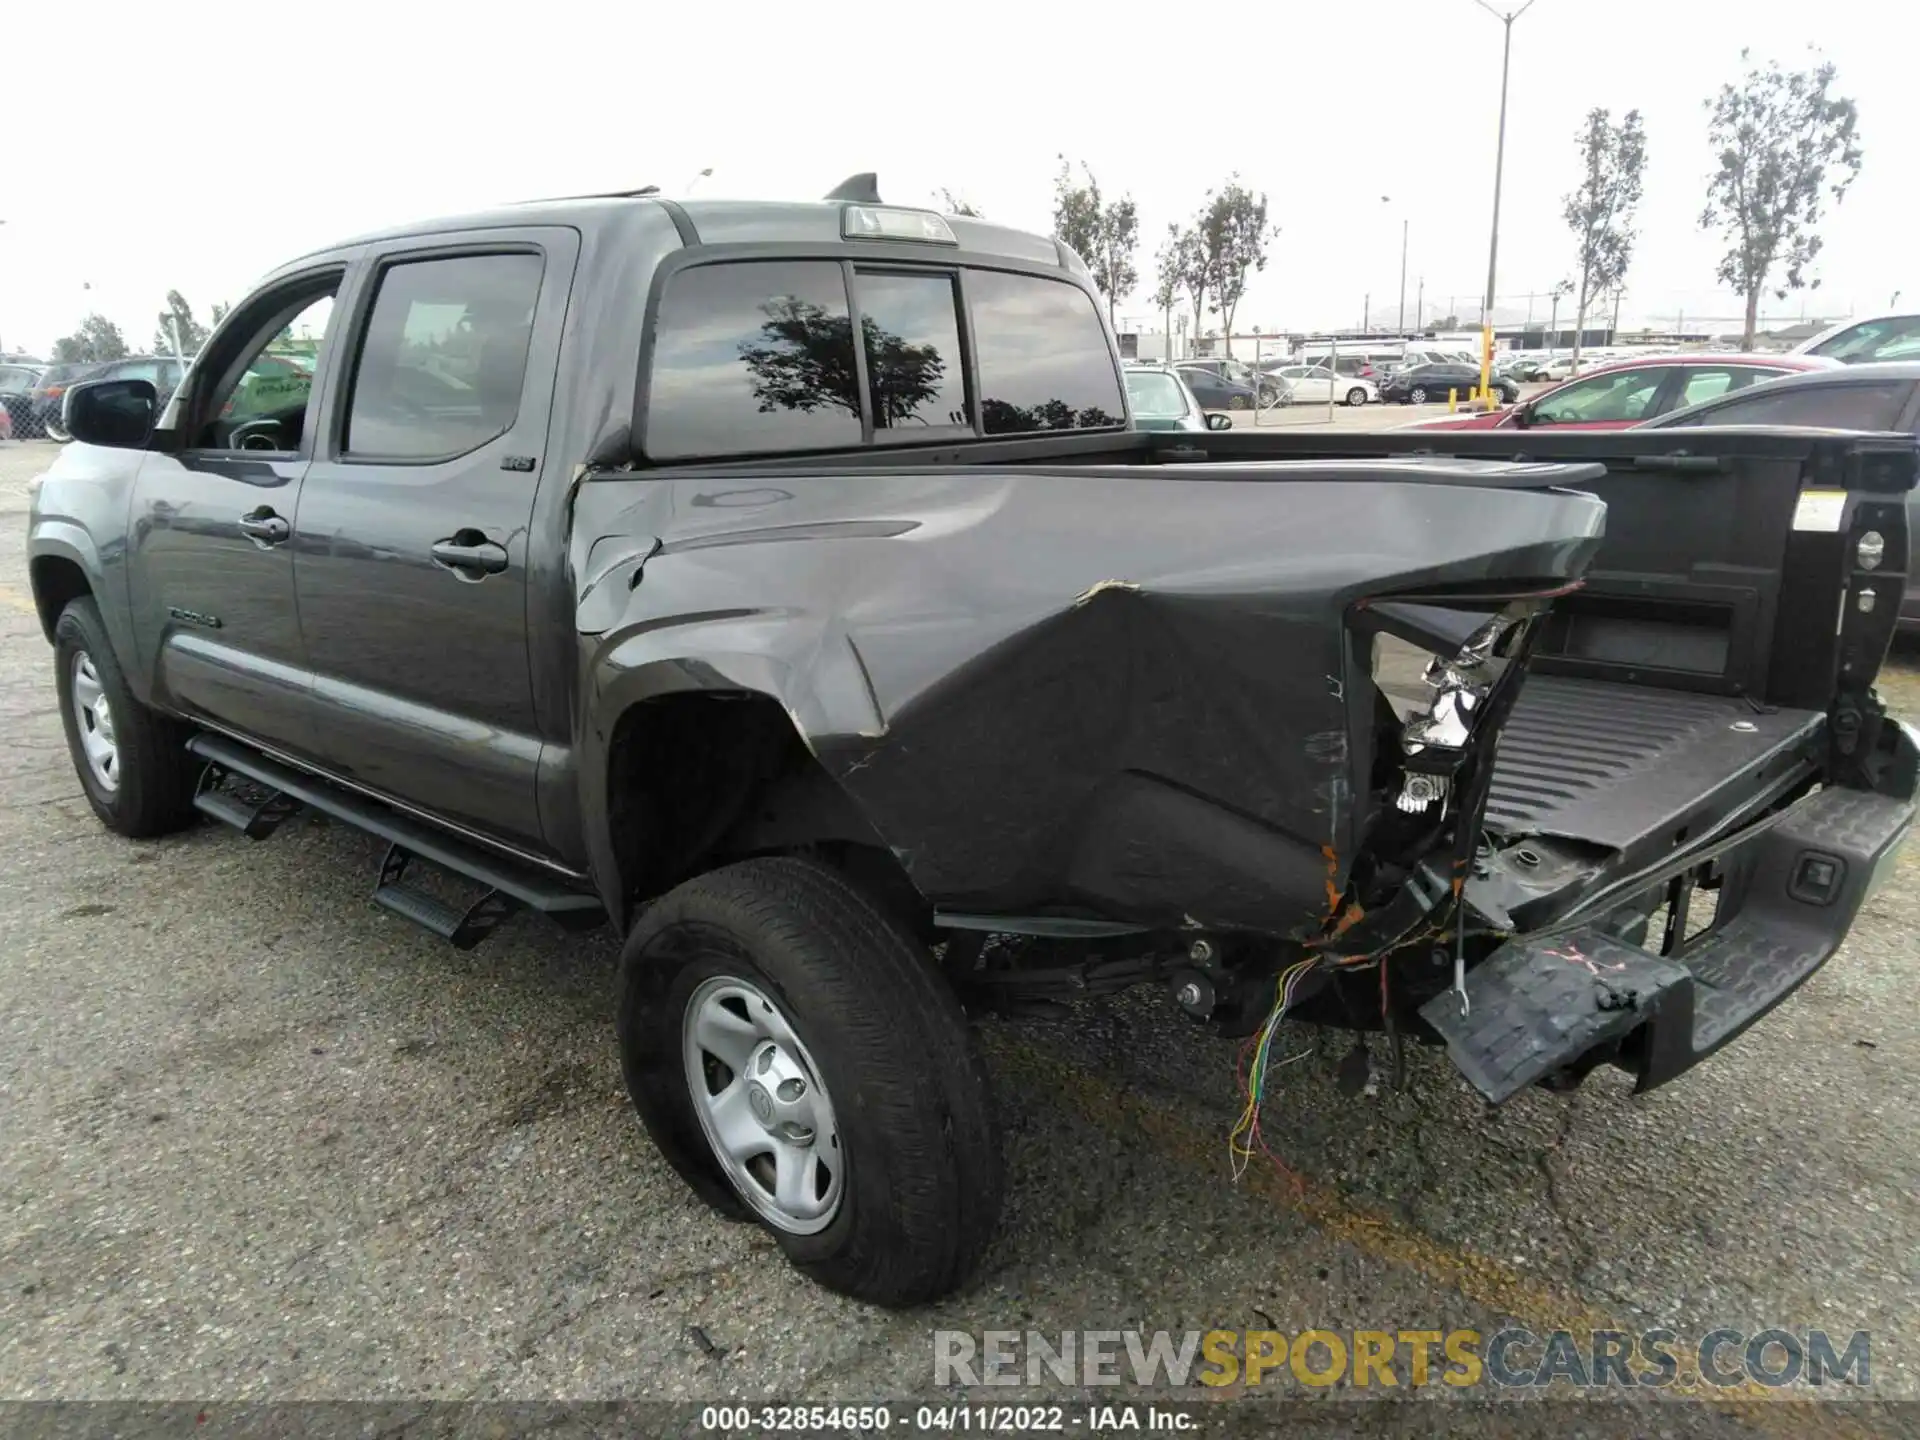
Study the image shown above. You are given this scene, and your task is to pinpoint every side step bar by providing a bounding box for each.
[372,843,521,951]
[1423,784,1913,1103]
[193,765,305,839]
[188,734,606,945]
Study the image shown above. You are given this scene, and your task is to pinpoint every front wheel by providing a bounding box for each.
[617,856,1002,1307]
[53,598,199,836]
[1345,387,1369,407]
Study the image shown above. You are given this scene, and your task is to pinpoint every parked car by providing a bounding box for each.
[31,182,1917,1310]
[0,363,43,438]
[1285,351,1396,382]
[1792,312,1920,365]
[1500,356,1546,382]
[1409,353,1838,432]
[29,363,108,441]
[1268,364,1377,407]
[1641,361,1920,632]
[1176,357,1282,406]
[1123,364,1231,433]
[1174,361,1264,410]
[1380,362,1518,405]
[1535,354,1579,382]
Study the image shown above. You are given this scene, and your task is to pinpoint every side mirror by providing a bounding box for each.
[1510,403,1532,429]
[1207,412,1233,430]
[63,379,157,449]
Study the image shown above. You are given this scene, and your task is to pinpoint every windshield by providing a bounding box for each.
[1811,316,1920,364]
[1124,369,1191,418]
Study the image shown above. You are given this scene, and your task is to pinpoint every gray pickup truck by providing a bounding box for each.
[27,176,1918,1306]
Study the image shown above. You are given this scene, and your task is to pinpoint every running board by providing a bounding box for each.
[186,734,606,942]
[373,842,518,951]
[194,764,304,839]
[1422,784,1913,1103]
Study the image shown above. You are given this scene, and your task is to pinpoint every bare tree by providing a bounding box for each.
[1563,108,1646,373]
[1700,50,1863,350]
[1192,179,1277,357]
[935,188,982,217]
[1051,157,1140,327]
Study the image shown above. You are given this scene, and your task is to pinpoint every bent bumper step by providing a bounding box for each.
[1422,784,1913,1103]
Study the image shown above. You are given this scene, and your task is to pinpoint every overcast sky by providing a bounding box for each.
[2,0,1911,356]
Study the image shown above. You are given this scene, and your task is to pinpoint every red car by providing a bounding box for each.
[1408,352,1840,432]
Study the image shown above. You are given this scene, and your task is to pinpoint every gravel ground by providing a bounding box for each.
[0,437,1915,1435]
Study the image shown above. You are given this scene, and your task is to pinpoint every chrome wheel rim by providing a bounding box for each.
[682,975,843,1234]
[70,651,119,792]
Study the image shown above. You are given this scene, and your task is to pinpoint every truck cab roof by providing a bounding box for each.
[305,193,1078,276]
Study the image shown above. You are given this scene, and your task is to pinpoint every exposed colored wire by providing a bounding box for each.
[1229,956,1318,1182]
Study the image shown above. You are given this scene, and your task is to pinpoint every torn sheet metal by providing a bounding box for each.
[572,461,1605,937]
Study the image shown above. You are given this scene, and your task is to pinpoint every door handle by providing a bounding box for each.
[237,508,290,546]
[431,532,510,578]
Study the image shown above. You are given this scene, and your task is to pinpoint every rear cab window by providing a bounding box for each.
[642,258,1124,460]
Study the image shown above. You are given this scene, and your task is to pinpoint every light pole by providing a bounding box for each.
[1473,0,1536,400]
[1380,196,1409,335]
[684,167,714,195]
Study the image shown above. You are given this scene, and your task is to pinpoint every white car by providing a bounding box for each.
[1536,354,1579,381]
[1791,312,1920,364]
[1270,365,1377,407]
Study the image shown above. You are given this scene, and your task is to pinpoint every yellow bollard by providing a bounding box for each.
[1448,388,1458,413]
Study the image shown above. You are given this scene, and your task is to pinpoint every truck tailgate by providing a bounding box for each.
[1484,674,1824,849]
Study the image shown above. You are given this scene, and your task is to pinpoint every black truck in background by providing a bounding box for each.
[27,177,1918,1305]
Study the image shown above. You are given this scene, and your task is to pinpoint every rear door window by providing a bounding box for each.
[968,269,1125,434]
[1660,381,1914,430]
[1676,365,1775,408]
[343,252,544,461]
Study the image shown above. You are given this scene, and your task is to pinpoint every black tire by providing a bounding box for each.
[43,412,71,443]
[616,855,1002,1307]
[1228,393,1251,411]
[1410,386,1428,404]
[1345,387,1369,407]
[53,597,199,837]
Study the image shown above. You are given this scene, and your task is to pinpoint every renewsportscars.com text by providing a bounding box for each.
[933,1327,1871,1390]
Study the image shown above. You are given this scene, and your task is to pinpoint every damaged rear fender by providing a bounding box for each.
[576,617,895,930]
[571,467,1606,938]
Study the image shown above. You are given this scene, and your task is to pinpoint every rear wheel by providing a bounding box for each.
[1410,386,1429,404]
[1228,393,1251,411]
[43,412,71,443]
[617,855,1002,1307]
[53,598,199,836]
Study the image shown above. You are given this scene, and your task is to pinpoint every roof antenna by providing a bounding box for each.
[823,172,882,204]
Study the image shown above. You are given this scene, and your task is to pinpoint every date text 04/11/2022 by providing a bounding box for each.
[698,1403,1198,1431]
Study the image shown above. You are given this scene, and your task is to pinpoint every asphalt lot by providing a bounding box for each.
[0,434,1916,1432]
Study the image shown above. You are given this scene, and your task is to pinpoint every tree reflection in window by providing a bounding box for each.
[740,297,948,426]
[982,398,1122,432]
